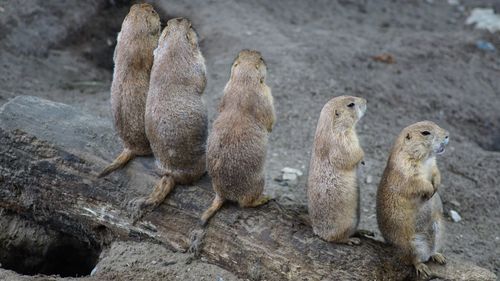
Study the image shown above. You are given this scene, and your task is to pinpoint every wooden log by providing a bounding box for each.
[0,96,495,281]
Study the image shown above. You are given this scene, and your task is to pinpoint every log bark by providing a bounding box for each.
[0,96,495,281]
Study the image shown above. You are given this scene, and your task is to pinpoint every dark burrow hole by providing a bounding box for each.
[59,0,171,71]
[0,213,102,277]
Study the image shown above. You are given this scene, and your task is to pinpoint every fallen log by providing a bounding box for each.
[0,96,495,281]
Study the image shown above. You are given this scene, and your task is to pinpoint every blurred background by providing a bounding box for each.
[0,0,499,278]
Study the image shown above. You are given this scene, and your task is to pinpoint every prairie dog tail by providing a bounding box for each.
[98,148,135,178]
[200,194,225,226]
[145,175,176,207]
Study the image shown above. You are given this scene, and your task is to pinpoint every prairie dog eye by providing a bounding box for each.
[421,131,431,136]
[347,103,355,108]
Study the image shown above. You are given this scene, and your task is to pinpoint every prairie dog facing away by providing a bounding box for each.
[307,96,367,245]
[200,50,276,225]
[377,121,449,278]
[98,3,161,177]
[129,17,207,217]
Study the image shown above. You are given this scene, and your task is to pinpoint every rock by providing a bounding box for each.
[281,167,303,176]
[282,172,298,182]
[476,40,496,52]
[365,175,373,184]
[466,8,500,33]
[450,200,461,207]
[282,174,299,186]
[450,210,462,222]
[275,167,303,187]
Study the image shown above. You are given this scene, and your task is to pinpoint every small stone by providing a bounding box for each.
[447,0,459,5]
[216,276,224,281]
[449,210,462,222]
[476,40,496,52]
[282,173,298,182]
[282,173,298,186]
[281,167,303,176]
[365,175,373,184]
[450,200,461,207]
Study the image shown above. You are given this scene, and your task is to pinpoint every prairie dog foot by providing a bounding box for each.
[247,195,272,207]
[431,253,446,265]
[414,262,432,279]
[354,229,375,237]
[347,237,361,245]
[127,196,154,223]
[338,237,361,246]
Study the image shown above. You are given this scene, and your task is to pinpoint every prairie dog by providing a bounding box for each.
[200,50,276,225]
[98,3,160,177]
[307,96,367,245]
[377,121,449,278]
[131,18,207,216]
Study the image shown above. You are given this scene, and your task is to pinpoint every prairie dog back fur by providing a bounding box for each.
[130,17,207,217]
[98,3,161,177]
[200,50,275,225]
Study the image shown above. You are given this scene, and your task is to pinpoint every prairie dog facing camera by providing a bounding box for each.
[98,3,161,178]
[129,17,207,218]
[307,96,367,245]
[200,50,276,226]
[377,121,449,278]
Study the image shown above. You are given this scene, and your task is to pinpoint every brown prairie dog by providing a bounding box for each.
[377,121,449,278]
[98,3,161,178]
[200,50,276,226]
[129,17,207,218]
[307,96,367,245]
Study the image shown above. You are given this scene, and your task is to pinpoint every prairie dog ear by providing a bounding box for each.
[186,29,198,48]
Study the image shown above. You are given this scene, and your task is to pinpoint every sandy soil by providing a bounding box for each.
[0,0,498,279]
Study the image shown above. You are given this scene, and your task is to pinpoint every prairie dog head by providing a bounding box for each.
[230,50,267,84]
[326,96,367,129]
[221,50,274,131]
[154,17,206,91]
[158,17,200,49]
[398,121,450,160]
[122,3,161,37]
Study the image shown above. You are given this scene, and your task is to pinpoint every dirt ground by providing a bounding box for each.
[0,0,499,279]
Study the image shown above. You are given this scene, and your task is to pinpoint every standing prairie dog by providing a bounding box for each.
[130,18,207,215]
[307,96,367,245]
[98,3,161,178]
[200,50,276,225]
[377,121,449,278]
